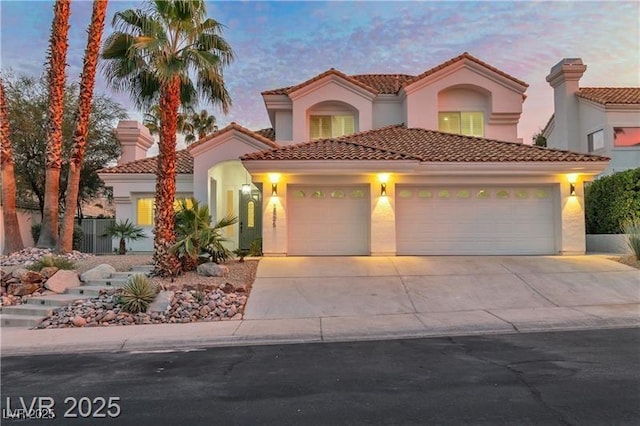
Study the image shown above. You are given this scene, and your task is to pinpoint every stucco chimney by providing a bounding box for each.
[546,58,587,152]
[115,120,154,165]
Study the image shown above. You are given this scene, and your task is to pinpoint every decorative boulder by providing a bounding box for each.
[45,270,81,294]
[197,263,229,277]
[40,266,60,279]
[8,282,41,296]
[12,268,28,280]
[148,291,175,313]
[80,264,116,282]
[20,270,45,284]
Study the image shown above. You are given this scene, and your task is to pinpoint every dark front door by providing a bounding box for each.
[239,186,262,250]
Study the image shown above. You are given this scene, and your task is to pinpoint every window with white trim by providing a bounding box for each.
[310,115,355,139]
[613,127,640,147]
[438,112,484,137]
[136,197,194,226]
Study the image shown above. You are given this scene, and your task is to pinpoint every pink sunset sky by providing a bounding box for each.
[1,0,638,151]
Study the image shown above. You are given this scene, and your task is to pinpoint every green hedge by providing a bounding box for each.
[585,168,640,234]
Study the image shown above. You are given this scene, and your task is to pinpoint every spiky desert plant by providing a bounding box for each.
[119,274,158,314]
[622,217,640,260]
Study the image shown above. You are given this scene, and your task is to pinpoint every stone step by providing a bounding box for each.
[67,285,111,297]
[130,265,154,273]
[110,271,138,278]
[82,278,129,288]
[27,294,88,307]
[0,313,44,328]
[2,303,55,317]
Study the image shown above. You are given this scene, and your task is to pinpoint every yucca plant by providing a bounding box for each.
[119,274,158,314]
[622,216,640,260]
[27,255,75,271]
[170,199,237,271]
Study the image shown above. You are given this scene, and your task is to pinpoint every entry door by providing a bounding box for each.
[239,188,262,250]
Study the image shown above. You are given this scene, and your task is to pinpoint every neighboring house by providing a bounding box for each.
[100,53,609,256]
[543,58,640,175]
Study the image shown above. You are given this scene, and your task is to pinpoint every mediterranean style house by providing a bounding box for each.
[543,58,640,175]
[99,53,609,256]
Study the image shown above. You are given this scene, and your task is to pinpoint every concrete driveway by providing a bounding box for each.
[244,256,640,336]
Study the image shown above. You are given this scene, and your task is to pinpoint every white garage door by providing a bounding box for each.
[288,185,370,255]
[396,186,556,255]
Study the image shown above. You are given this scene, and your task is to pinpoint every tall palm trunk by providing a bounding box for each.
[38,0,71,249]
[0,77,24,254]
[59,0,108,253]
[153,75,182,276]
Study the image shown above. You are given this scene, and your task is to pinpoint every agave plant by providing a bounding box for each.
[622,216,640,260]
[103,219,147,255]
[119,274,158,314]
[170,199,237,271]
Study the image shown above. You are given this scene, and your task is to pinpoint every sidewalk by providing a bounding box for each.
[2,254,639,356]
[2,303,639,356]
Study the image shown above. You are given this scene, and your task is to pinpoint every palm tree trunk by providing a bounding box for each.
[0,77,24,254]
[153,76,182,276]
[38,0,71,249]
[60,0,108,253]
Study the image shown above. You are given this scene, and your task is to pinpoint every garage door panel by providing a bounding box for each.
[396,186,556,255]
[288,185,369,255]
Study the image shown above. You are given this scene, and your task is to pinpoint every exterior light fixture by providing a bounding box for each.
[569,183,576,196]
[242,184,251,194]
[380,183,387,197]
[271,183,278,196]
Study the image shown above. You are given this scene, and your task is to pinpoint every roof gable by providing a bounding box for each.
[187,122,278,153]
[100,149,194,174]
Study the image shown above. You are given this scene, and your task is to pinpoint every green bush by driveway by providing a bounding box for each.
[585,168,640,234]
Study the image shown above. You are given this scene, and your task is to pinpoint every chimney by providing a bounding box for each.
[115,120,154,165]
[546,58,587,152]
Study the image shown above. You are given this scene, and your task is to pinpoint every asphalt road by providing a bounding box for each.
[1,328,639,425]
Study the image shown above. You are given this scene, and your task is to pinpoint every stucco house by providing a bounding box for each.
[99,53,609,256]
[543,58,640,175]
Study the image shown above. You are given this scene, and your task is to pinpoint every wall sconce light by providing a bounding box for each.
[569,183,576,196]
[380,183,387,197]
[241,183,251,194]
[271,183,278,196]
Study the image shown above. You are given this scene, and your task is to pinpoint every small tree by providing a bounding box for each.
[104,219,147,255]
[585,168,640,234]
[532,130,547,147]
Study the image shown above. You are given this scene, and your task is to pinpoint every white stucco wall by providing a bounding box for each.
[274,110,293,143]
[0,206,39,252]
[372,97,404,128]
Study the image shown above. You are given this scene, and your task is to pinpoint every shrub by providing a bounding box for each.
[26,255,75,271]
[249,238,263,256]
[118,274,158,314]
[622,217,640,260]
[31,223,85,251]
[171,199,238,270]
[585,168,640,234]
[103,219,147,255]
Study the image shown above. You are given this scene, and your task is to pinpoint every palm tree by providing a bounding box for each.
[0,77,24,254]
[143,104,193,137]
[102,0,233,276]
[184,109,217,144]
[59,0,109,253]
[38,0,71,249]
[104,219,147,255]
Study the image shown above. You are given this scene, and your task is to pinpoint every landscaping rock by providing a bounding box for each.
[12,268,29,280]
[8,282,42,296]
[45,270,81,294]
[148,290,174,313]
[20,270,45,284]
[40,267,60,279]
[197,263,229,277]
[221,282,235,294]
[72,316,87,327]
[80,264,116,282]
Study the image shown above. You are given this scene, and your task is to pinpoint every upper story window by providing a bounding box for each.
[614,127,640,147]
[438,112,484,137]
[587,129,604,151]
[310,115,354,139]
[136,197,194,226]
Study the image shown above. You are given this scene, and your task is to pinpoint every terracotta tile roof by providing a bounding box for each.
[187,122,279,152]
[350,74,416,94]
[100,149,194,174]
[576,87,640,105]
[241,125,609,163]
[404,52,528,88]
[254,127,276,141]
[262,69,378,96]
[262,52,527,96]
